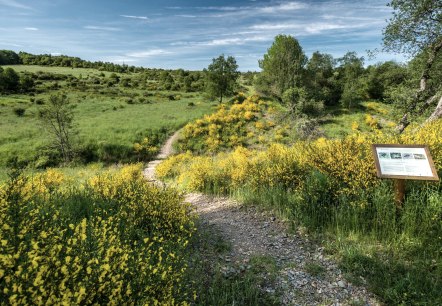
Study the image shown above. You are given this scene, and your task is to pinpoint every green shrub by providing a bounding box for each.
[13,107,26,117]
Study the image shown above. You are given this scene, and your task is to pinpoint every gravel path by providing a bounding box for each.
[144,133,380,306]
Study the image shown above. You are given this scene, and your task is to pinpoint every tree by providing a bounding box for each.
[383,0,442,131]
[0,50,20,65]
[39,94,75,163]
[305,51,339,105]
[336,52,366,110]
[256,35,307,99]
[205,54,239,103]
[0,68,20,92]
[366,61,408,100]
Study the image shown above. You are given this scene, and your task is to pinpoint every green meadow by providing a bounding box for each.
[0,65,214,179]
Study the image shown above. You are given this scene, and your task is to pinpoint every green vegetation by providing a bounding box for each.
[0,65,214,172]
[1,1,441,304]
[383,0,442,130]
[157,94,442,305]
[205,54,240,103]
[2,65,119,78]
[0,164,195,304]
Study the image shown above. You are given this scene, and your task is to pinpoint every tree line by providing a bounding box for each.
[204,0,441,129]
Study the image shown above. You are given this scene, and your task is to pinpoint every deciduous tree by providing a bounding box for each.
[205,54,239,103]
[383,0,442,131]
[39,94,76,163]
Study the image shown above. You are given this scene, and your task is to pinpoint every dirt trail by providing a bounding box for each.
[144,133,379,305]
[143,130,180,180]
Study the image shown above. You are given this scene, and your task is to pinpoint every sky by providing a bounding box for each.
[0,0,405,71]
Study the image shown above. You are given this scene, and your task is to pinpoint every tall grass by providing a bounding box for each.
[233,173,442,305]
[157,127,442,304]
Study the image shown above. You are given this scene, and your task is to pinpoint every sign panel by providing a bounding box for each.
[372,144,439,181]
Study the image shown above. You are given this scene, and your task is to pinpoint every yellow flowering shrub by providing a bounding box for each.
[178,94,268,153]
[158,144,309,194]
[306,120,441,195]
[400,120,442,170]
[365,101,389,115]
[133,137,159,160]
[0,164,195,305]
[365,114,379,129]
[158,119,442,198]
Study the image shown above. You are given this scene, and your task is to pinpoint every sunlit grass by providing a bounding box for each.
[0,91,214,167]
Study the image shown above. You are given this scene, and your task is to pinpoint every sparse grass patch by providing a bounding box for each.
[320,101,396,138]
[185,220,280,305]
[304,262,326,277]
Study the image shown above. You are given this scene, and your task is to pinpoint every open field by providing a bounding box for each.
[2,65,121,78]
[0,65,215,177]
[0,93,213,169]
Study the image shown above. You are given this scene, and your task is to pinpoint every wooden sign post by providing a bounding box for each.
[372,144,440,210]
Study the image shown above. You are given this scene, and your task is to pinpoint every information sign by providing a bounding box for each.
[372,144,439,181]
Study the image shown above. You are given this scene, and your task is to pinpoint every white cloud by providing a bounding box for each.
[250,23,296,31]
[0,41,23,47]
[250,21,368,35]
[127,49,173,58]
[260,1,307,13]
[175,34,272,48]
[305,23,348,34]
[120,15,149,20]
[84,25,121,31]
[197,6,240,11]
[203,38,243,46]
[24,27,38,31]
[0,0,32,10]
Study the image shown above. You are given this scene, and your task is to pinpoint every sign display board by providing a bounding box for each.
[372,144,439,181]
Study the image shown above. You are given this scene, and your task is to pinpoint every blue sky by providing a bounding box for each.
[0,0,404,71]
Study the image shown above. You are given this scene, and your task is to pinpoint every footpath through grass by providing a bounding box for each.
[156,94,442,305]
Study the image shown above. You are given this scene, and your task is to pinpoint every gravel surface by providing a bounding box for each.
[144,133,381,306]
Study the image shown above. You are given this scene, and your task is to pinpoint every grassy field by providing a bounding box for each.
[320,101,397,138]
[2,65,121,78]
[0,65,215,179]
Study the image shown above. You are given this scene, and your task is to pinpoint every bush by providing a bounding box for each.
[157,115,442,305]
[0,165,195,304]
[13,107,25,117]
[178,94,267,153]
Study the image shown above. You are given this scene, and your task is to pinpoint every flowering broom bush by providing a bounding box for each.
[0,164,195,305]
[157,119,442,198]
[177,94,268,153]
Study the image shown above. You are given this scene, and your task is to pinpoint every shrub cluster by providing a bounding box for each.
[160,119,442,197]
[157,118,442,305]
[0,164,195,304]
[178,94,268,153]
